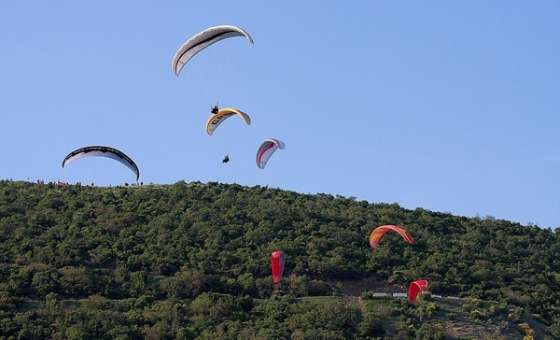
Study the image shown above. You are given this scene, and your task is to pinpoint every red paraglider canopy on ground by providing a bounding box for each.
[270,250,285,284]
[408,279,429,304]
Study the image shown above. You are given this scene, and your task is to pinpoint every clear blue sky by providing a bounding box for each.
[1,1,559,227]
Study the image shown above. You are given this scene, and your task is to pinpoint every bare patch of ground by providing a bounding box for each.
[331,276,406,296]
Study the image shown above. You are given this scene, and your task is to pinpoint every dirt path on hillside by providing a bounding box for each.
[331,277,407,296]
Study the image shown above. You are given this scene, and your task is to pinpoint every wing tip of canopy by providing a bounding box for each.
[172,64,181,76]
[221,24,254,44]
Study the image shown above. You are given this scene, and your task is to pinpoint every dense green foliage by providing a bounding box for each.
[0,180,559,338]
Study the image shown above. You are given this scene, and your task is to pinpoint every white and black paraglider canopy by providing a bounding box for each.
[172,25,254,76]
[62,146,140,181]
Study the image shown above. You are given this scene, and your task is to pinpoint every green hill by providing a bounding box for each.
[0,180,558,339]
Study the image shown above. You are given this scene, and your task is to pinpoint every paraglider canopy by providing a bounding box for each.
[408,280,429,304]
[369,225,414,250]
[270,250,285,284]
[172,25,254,76]
[206,107,251,135]
[256,138,285,169]
[62,146,140,181]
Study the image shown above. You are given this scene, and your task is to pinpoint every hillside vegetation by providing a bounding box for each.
[0,180,559,339]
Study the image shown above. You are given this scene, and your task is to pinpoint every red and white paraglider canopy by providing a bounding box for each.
[257,139,285,169]
[408,279,429,304]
